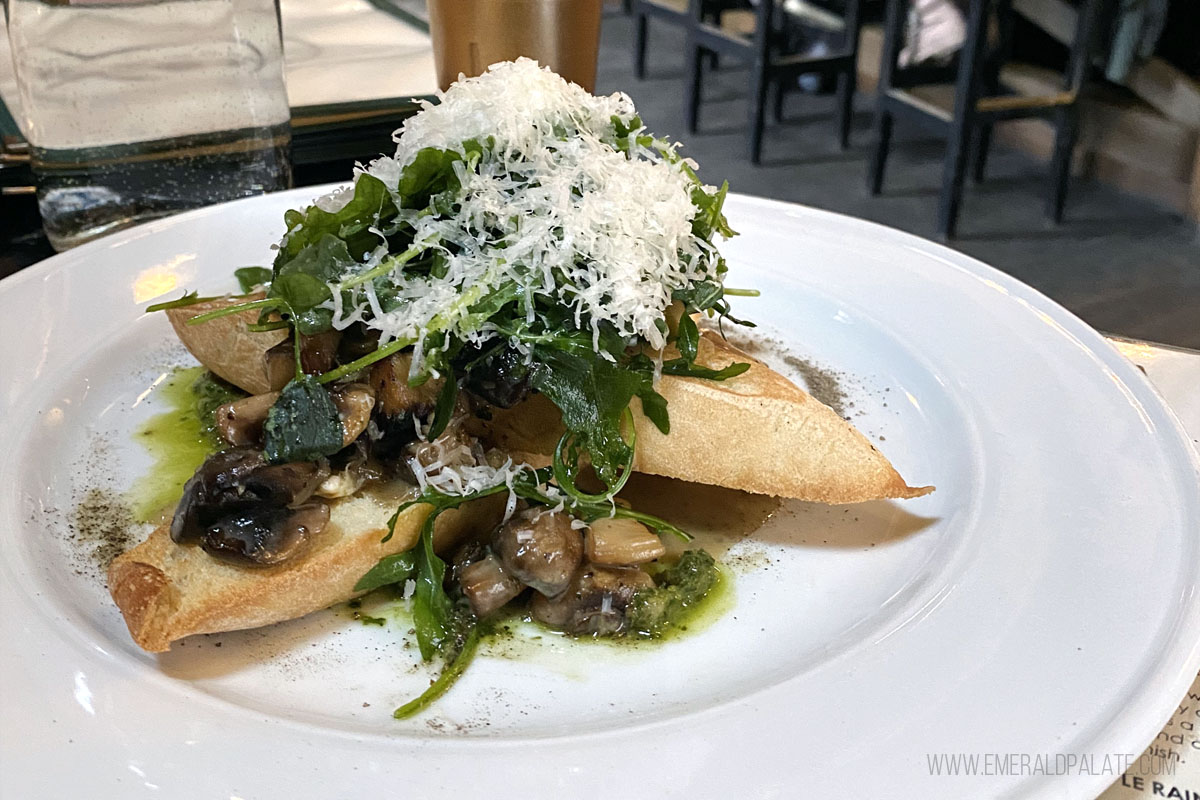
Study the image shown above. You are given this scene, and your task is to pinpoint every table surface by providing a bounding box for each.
[0,0,438,135]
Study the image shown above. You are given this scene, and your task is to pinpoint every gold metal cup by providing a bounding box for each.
[427,0,604,92]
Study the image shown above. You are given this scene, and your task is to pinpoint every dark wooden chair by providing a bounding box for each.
[683,0,864,164]
[632,0,727,80]
[866,0,1106,239]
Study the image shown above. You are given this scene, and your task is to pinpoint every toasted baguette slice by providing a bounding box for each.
[108,486,502,652]
[481,332,932,503]
[166,295,291,395]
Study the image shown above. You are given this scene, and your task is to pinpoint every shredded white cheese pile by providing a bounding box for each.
[325,58,717,360]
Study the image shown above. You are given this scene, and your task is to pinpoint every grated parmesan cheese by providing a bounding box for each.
[323,58,723,365]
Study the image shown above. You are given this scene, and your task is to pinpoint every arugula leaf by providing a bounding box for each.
[145,291,216,313]
[271,272,333,313]
[690,180,736,241]
[262,376,345,463]
[398,147,464,210]
[393,624,480,719]
[676,313,699,361]
[234,267,272,293]
[637,388,670,435]
[528,347,646,487]
[662,359,751,381]
[428,376,459,440]
[412,518,454,660]
[673,281,724,314]
[353,552,416,592]
[269,234,357,334]
[277,173,397,263]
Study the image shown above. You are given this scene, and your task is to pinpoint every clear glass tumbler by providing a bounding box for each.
[5,0,293,250]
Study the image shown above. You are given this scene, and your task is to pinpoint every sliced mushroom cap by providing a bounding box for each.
[200,502,329,566]
[370,352,443,417]
[492,508,583,597]
[171,448,266,543]
[298,331,342,376]
[530,564,655,636]
[331,383,375,446]
[170,449,326,544]
[245,461,327,506]
[214,391,279,447]
[585,518,666,566]
[459,554,524,618]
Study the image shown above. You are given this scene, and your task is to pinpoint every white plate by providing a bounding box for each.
[2,189,1198,799]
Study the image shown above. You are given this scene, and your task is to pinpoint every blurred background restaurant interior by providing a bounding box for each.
[1,0,1197,346]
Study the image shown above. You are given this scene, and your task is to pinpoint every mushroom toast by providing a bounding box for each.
[110,60,931,716]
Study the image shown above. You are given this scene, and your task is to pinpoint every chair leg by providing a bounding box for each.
[868,0,903,193]
[633,13,648,79]
[971,122,992,183]
[836,69,856,150]
[867,110,893,194]
[937,0,988,239]
[1046,106,1078,223]
[773,80,786,123]
[685,43,703,134]
[938,119,973,239]
[747,0,773,165]
[749,62,770,164]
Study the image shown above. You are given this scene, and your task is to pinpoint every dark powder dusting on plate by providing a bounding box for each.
[70,488,135,580]
[781,355,849,418]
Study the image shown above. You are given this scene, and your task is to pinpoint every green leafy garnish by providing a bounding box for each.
[412,522,455,660]
[427,377,459,440]
[662,359,751,381]
[353,552,416,593]
[234,266,272,293]
[393,624,481,719]
[262,376,344,463]
[529,348,647,488]
[145,291,216,313]
[676,313,700,362]
[278,173,397,263]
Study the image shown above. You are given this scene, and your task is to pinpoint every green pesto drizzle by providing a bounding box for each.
[127,366,240,523]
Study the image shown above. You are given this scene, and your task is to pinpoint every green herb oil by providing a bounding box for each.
[127,366,241,523]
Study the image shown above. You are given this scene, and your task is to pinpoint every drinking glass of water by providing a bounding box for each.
[5,0,292,250]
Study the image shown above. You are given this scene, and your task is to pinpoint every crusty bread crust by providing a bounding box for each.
[482,332,933,503]
[166,296,291,395]
[108,486,502,652]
